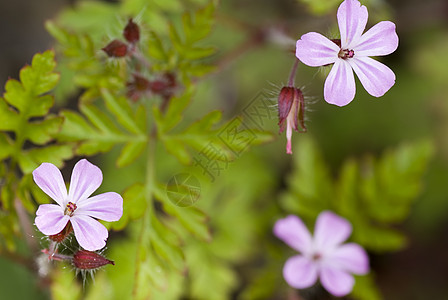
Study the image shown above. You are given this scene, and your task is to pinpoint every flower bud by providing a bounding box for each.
[126,73,151,101]
[102,40,128,57]
[49,221,73,243]
[277,86,306,154]
[72,250,114,270]
[123,18,140,44]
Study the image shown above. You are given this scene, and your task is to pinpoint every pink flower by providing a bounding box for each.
[273,211,369,297]
[295,0,399,106]
[33,159,123,251]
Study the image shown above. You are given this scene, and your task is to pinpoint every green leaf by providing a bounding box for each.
[117,141,146,168]
[110,183,146,230]
[17,145,73,174]
[149,212,185,273]
[51,267,82,300]
[155,184,211,241]
[0,134,13,161]
[58,90,147,166]
[100,88,143,135]
[281,136,334,219]
[282,138,434,253]
[0,50,71,174]
[351,273,383,300]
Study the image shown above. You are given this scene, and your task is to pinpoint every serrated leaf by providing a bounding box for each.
[0,50,70,175]
[3,56,59,116]
[58,97,147,164]
[27,117,64,145]
[17,145,73,174]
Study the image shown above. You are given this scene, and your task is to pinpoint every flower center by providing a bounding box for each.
[338,48,355,59]
[312,252,322,262]
[64,202,77,217]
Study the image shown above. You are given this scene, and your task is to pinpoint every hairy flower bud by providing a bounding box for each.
[278,86,306,154]
[123,18,140,44]
[72,250,114,270]
[102,40,128,57]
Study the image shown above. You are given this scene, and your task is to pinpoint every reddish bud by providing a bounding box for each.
[72,250,114,270]
[49,221,73,243]
[149,72,177,96]
[278,87,306,133]
[126,73,151,101]
[278,86,306,154]
[102,40,128,57]
[123,18,140,44]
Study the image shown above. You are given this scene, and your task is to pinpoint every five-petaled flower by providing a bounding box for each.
[296,0,399,106]
[274,211,369,297]
[33,159,123,251]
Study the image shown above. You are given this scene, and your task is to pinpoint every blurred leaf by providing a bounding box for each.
[148,1,217,82]
[282,137,434,252]
[51,266,82,300]
[149,211,185,273]
[155,183,211,242]
[297,0,340,15]
[110,183,146,230]
[351,273,383,300]
[281,136,334,218]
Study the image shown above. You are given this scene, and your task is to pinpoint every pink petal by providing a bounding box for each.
[295,32,339,67]
[320,266,355,297]
[314,211,352,250]
[337,0,368,49]
[68,159,103,203]
[273,215,312,254]
[71,214,108,251]
[32,163,67,206]
[327,243,370,275]
[354,21,399,57]
[349,56,396,97]
[35,204,69,235]
[283,255,318,289]
[323,60,356,106]
[76,192,123,222]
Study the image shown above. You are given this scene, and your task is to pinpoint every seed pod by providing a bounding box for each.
[123,18,140,44]
[72,250,115,270]
[102,40,128,57]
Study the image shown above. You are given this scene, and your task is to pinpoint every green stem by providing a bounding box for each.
[132,131,156,299]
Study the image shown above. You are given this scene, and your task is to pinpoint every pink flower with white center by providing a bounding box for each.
[33,159,123,251]
[274,211,369,297]
[295,0,399,106]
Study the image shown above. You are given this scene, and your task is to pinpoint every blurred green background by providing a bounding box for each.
[0,0,447,299]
